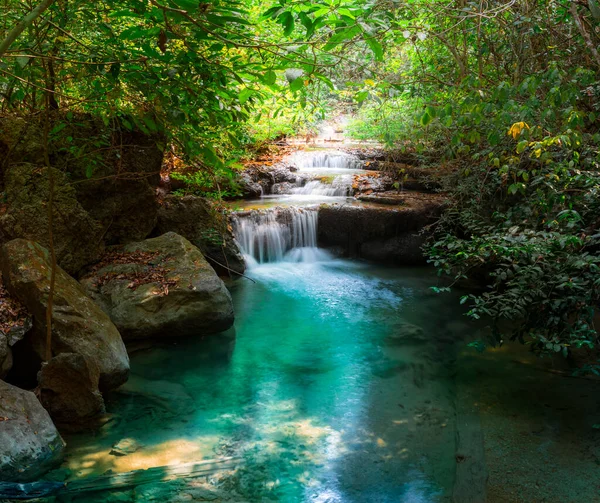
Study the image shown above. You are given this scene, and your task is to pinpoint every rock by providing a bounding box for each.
[271,166,298,184]
[64,127,164,246]
[386,322,427,344]
[360,233,427,265]
[118,375,194,414]
[0,239,129,391]
[0,317,31,379]
[237,173,264,198]
[237,166,275,197]
[0,164,105,275]
[110,438,143,457]
[271,182,295,195]
[155,196,245,277]
[0,335,12,379]
[0,118,45,173]
[356,193,405,205]
[318,194,446,263]
[0,380,65,482]
[37,353,105,431]
[81,232,235,340]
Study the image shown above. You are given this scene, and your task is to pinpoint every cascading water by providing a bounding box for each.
[280,150,362,198]
[289,150,363,170]
[232,207,330,266]
[291,177,353,197]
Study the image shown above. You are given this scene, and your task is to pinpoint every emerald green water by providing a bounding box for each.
[57,256,600,502]
[60,258,462,502]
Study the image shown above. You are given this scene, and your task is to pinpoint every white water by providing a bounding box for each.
[291,177,353,197]
[233,207,330,267]
[289,150,363,171]
[280,150,361,198]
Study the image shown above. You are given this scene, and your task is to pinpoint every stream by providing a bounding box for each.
[54,148,600,503]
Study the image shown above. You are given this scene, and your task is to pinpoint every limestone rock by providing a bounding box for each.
[0,164,104,275]
[81,232,234,340]
[38,353,106,431]
[0,380,65,482]
[0,239,129,391]
[271,182,295,195]
[156,196,245,277]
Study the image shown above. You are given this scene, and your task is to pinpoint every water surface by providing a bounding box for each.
[62,258,461,502]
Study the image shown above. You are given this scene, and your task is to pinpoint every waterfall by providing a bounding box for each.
[291,176,353,197]
[232,207,330,266]
[289,150,363,170]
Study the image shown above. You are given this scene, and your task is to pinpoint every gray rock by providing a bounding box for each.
[156,195,245,277]
[271,182,295,195]
[271,166,298,184]
[81,232,234,340]
[0,380,65,482]
[0,239,129,391]
[0,164,104,275]
[38,353,106,431]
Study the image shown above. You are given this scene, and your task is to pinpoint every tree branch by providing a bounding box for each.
[0,0,56,58]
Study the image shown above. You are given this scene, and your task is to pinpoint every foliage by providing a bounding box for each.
[0,0,389,184]
[339,0,600,359]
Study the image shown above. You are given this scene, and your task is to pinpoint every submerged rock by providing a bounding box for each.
[0,164,104,275]
[118,374,194,414]
[81,232,234,340]
[110,438,143,457]
[156,195,245,277]
[0,380,65,482]
[0,239,130,391]
[38,353,106,432]
[386,322,427,344]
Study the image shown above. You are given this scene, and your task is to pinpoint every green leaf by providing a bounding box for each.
[263,70,277,86]
[324,25,362,51]
[202,145,221,167]
[366,38,383,61]
[356,90,369,102]
[238,88,254,104]
[280,11,295,37]
[290,77,304,92]
[16,56,29,68]
[420,112,432,126]
[172,0,198,11]
[516,140,529,154]
[206,14,251,26]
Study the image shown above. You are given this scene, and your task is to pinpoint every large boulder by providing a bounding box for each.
[318,193,446,263]
[80,232,235,340]
[0,116,164,247]
[65,127,164,245]
[0,164,104,275]
[155,195,245,277]
[0,380,65,482]
[0,239,129,391]
[38,353,105,432]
